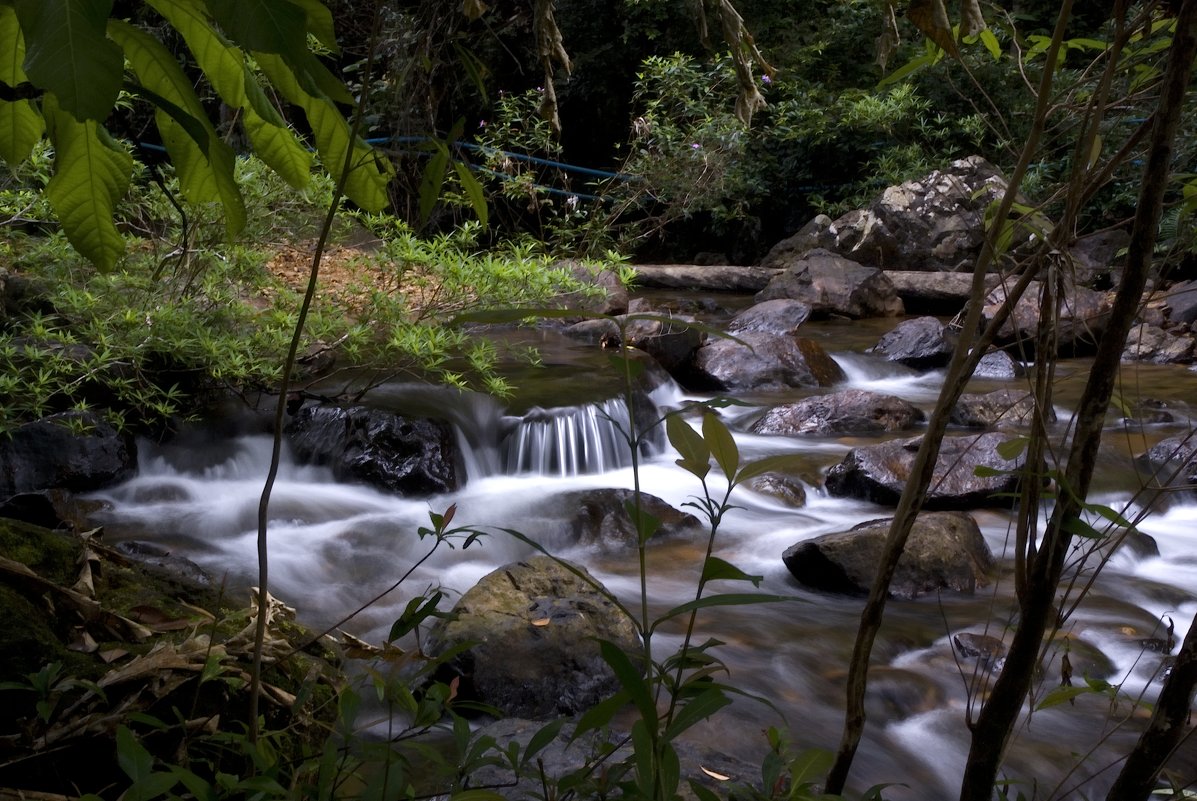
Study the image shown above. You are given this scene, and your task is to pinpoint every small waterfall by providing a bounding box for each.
[501,397,664,476]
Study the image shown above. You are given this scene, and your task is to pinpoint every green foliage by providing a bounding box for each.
[0,0,392,270]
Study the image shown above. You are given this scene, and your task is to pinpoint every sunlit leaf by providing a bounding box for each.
[667,414,709,478]
[43,94,132,271]
[996,437,1029,460]
[703,412,739,477]
[0,4,43,165]
[453,159,488,227]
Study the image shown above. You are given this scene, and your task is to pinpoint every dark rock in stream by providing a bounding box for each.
[870,316,955,369]
[982,280,1113,356]
[782,512,994,599]
[825,431,1028,509]
[691,332,845,391]
[551,488,703,549]
[1120,323,1196,364]
[425,555,640,718]
[622,312,704,377]
[726,298,812,336]
[751,390,925,436]
[0,411,136,499]
[286,405,458,495]
[744,473,807,507]
[973,349,1023,379]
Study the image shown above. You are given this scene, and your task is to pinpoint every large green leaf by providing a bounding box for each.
[107,19,245,235]
[287,0,337,52]
[205,0,306,58]
[147,0,246,105]
[257,52,391,211]
[144,0,311,190]
[0,2,43,165]
[43,94,132,271]
[14,0,122,122]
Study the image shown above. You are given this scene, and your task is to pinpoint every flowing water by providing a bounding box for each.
[85,309,1197,800]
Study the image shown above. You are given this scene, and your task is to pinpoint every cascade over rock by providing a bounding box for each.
[425,556,640,719]
[783,512,994,599]
[286,404,458,495]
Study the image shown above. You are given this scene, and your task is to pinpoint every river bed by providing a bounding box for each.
[85,306,1197,800]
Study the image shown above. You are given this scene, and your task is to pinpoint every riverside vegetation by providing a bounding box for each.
[2,1,1197,800]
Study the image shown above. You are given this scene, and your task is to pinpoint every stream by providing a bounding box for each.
[85,302,1197,800]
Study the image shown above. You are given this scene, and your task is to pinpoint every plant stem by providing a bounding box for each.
[248,3,382,744]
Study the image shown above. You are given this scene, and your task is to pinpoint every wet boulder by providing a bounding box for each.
[425,556,640,718]
[1068,229,1130,288]
[691,332,845,391]
[1121,323,1195,364]
[556,262,629,316]
[1135,435,1197,488]
[983,281,1113,356]
[973,349,1023,380]
[950,389,1054,429]
[550,488,704,549]
[755,249,904,319]
[1162,280,1197,326]
[782,512,994,599]
[286,405,458,495]
[726,299,812,336]
[825,431,1029,509]
[0,411,136,499]
[622,313,703,378]
[870,316,956,369]
[751,390,925,436]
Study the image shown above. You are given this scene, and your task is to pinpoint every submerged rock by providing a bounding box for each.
[751,390,925,436]
[743,473,808,507]
[425,556,640,718]
[286,404,458,495]
[726,299,813,336]
[550,488,703,549]
[782,511,994,599]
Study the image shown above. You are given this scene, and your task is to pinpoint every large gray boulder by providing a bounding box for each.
[1136,436,1197,488]
[1068,229,1130,288]
[825,432,1028,509]
[782,512,994,599]
[824,156,1011,272]
[973,349,1024,379]
[622,313,704,377]
[755,249,904,318]
[1162,280,1197,326]
[871,316,956,369]
[751,390,924,436]
[0,411,136,499]
[286,404,458,495]
[691,332,845,391]
[549,488,703,549]
[950,389,1055,429]
[425,556,640,718]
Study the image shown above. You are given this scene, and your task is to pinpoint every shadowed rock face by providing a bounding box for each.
[425,556,640,718]
[824,431,1028,510]
[549,488,703,549]
[0,411,136,499]
[286,404,458,496]
[751,390,925,437]
[782,511,994,599]
[950,389,1056,429]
